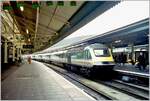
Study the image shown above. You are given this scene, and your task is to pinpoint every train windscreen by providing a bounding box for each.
[94,48,110,57]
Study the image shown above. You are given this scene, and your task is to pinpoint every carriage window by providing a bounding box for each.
[71,52,77,59]
[87,50,92,59]
[94,48,110,57]
[84,50,92,59]
[77,51,84,59]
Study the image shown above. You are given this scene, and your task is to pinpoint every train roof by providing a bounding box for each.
[67,43,108,52]
[87,43,108,49]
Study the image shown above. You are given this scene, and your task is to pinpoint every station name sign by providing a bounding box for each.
[23,45,34,49]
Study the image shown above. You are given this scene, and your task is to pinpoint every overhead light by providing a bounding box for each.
[20,6,24,11]
[26,29,29,34]
[4,9,8,12]
[115,40,121,43]
[28,39,31,42]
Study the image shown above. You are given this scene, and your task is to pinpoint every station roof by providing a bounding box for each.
[80,18,149,48]
[38,1,149,53]
[41,18,149,53]
[1,1,119,54]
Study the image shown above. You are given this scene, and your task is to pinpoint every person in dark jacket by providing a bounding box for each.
[120,53,124,66]
[122,54,127,65]
[118,54,122,66]
[138,53,146,70]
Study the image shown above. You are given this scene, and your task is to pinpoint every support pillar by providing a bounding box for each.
[17,48,19,61]
[131,44,134,61]
[4,41,8,63]
[20,48,22,58]
[110,44,113,54]
[129,44,134,65]
[13,45,15,62]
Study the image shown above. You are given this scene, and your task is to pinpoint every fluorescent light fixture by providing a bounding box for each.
[26,29,29,34]
[4,10,8,12]
[28,39,31,42]
[115,40,121,43]
[20,6,24,11]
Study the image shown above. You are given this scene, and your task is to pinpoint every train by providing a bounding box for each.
[32,43,115,76]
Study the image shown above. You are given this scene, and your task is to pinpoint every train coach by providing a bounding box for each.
[34,43,115,76]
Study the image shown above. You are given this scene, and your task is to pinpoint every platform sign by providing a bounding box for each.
[46,1,53,6]
[3,4,13,11]
[57,1,64,6]
[70,1,76,6]
[32,2,40,9]
[2,1,77,11]
[16,2,24,8]
[23,45,34,49]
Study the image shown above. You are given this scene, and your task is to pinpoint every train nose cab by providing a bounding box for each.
[91,47,115,70]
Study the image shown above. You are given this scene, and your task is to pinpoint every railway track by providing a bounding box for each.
[43,62,148,100]
[44,63,112,100]
[96,80,149,100]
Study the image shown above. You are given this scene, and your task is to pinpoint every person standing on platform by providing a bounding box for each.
[117,54,121,66]
[28,56,31,64]
[120,53,124,66]
[122,54,127,65]
[137,53,146,70]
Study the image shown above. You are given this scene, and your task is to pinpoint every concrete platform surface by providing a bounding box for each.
[114,64,149,74]
[1,60,95,101]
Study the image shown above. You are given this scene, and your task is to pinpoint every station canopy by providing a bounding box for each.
[1,1,149,54]
[2,1,119,54]
[40,1,149,54]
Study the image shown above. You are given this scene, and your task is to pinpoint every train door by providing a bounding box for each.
[67,52,71,64]
[84,49,92,67]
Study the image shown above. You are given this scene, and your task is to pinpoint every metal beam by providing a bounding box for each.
[12,13,57,33]
[47,5,58,27]
[4,11,23,35]
[34,7,40,50]
[40,9,70,25]
[4,41,8,63]
[41,6,69,21]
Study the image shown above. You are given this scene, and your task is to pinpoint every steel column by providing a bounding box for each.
[13,45,15,62]
[4,41,8,63]
[131,44,134,62]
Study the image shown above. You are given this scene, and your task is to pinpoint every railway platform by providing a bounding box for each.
[1,60,95,101]
[114,64,149,78]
